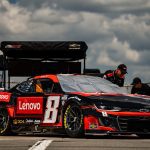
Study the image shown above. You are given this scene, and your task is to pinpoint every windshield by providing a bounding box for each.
[57,75,127,94]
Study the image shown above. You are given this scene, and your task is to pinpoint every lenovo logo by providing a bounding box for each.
[0,95,9,100]
[0,92,11,102]
[17,97,43,114]
[19,101,41,110]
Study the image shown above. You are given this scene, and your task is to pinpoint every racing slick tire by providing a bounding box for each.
[0,109,11,135]
[63,103,84,138]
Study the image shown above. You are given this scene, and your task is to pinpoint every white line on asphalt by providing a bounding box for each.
[28,139,53,150]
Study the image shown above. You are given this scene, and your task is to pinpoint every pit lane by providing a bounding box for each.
[0,134,150,150]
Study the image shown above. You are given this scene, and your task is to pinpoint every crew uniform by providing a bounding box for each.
[131,77,150,96]
[103,70,124,87]
[103,64,127,87]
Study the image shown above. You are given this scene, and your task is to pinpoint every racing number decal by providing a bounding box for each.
[43,96,60,123]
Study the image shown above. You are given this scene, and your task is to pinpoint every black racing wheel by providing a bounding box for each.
[0,109,11,135]
[63,103,84,137]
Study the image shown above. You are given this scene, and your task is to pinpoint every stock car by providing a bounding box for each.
[0,74,150,138]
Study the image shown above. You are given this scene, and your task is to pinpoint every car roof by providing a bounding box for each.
[33,74,59,83]
[33,74,89,83]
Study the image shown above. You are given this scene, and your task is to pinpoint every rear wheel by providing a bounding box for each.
[63,103,84,137]
[0,109,11,135]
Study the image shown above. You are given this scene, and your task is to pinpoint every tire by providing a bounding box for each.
[63,103,84,138]
[0,109,11,135]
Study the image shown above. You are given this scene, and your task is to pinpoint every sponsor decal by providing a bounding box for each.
[26,119,34,123]
[89,123,98,129]
[13,119,41,124]
[61,95,68,101]
[13,119,18,125]
[102,111,108,117]
[0,92,11,102]
[16,97,43,114]
[139,109,149,112]
[64,105,70,129]
[61,95,68,106]
[68,96,81,101]
[26,119,41,124]
[69,43,81,50]
[13,119,25,124]
[34,120,41,124]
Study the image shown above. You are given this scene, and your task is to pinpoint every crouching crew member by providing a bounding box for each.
[131,77,150,96]
[103,64,128,87]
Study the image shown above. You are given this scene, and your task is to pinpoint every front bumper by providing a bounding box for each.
[83,114,150,135]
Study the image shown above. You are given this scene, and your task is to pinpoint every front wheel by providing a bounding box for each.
[63,103,84,137]
[0,109,11,135]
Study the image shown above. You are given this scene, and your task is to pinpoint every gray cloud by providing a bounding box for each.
[0,0,150,84]
[18,0,150,16]
[110,14,150,51]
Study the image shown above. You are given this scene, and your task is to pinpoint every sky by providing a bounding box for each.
[0,0,150,85]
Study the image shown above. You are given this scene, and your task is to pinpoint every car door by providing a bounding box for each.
[14,78,63,125]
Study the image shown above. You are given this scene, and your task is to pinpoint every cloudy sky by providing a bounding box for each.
[0,0,150,85]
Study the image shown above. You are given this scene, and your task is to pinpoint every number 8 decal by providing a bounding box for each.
[43,96,60,123]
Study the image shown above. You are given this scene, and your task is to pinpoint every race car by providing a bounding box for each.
[0,74,150,138]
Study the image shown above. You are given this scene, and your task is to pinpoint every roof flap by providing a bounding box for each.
[1,41,88,61]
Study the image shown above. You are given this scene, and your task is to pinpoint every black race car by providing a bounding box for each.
[0,74,150,137]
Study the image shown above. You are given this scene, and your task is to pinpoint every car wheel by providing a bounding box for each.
[0,109,11,135]
[63,103,84,137]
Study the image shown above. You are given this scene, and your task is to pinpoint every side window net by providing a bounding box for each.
[16,80,34,93]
